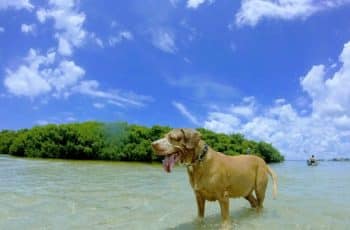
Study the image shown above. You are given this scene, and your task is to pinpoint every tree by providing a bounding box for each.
[2,122,284,163]
[0,130,17,154]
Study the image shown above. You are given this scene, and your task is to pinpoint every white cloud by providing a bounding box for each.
[73,80,152,107]
[334,115,350,129]
[204,98,255,133]
[231,105,255,118]
[151,29,177,54]
[36,113,77,125]
[95,38,104,48]
[204,112,241,134]
[3,1,152,110]
[4,49,54,97]
[173,101,200,125]
[204,101,350,160]
[89,32,104,48]
[47,60,85,94]
[301,41,350,117]
[186,0,214,9]
[229,97,256,118]
[108,31,133,47]
[36,0,87,56]
[3,47,152,108]
[0,26,4,32]
[4,49,84,98]
[202,40,350,160]
[107,100,125,108]
[187,0,206,8]
[235,0,350,27]
[275,98,287,105]
[93,103,105,109]
[0,0,33,11]
[167,76,239,101]
[21,23,35,34]
[36,120,49,126]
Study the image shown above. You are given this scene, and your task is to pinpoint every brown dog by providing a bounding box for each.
[151,128,277,222]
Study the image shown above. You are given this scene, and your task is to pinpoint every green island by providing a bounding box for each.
[0,122,284,163]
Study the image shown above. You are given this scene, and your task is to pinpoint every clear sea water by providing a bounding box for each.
[1,154,349,229]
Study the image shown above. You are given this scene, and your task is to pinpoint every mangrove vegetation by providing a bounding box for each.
[0,122,284,163]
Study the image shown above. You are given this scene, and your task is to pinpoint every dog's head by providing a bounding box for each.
[151,128,201,173]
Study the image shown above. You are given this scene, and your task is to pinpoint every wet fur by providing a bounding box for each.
[152,128,278,222]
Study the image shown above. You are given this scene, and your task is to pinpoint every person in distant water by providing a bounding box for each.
[310,155,316,164]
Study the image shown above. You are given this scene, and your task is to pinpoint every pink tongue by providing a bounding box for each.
[162,154,177,173]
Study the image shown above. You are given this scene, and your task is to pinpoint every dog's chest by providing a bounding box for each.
[187,168,221,201]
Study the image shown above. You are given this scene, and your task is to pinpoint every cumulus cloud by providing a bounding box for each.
[301,41,350,117]
[4,49,55,97]
[4,49,84,98]
[36,0,87,56]
[21,23,35,34]
[0,26,4,32]
[173,101,200,125]
[0,0,33,11]
[2,0,154,113]
[202,40,350,159]
[204,112,241,134]
[230,99,256,118]
[151,29,177,54]
[4,48,152,108]
[235,0,350,27]
[204,97,255,133]
[48,60,85,95]
[204,100,350,160]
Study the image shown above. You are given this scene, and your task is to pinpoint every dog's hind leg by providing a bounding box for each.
[245,192,258,208]
[255,165,268,209]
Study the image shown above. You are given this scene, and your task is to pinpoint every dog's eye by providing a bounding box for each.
[170,134,182,141]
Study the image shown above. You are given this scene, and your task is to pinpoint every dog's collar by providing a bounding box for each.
[198,144,209,162]
[184,144,209,167]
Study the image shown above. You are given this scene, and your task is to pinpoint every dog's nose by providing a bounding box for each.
[151,141,158,150]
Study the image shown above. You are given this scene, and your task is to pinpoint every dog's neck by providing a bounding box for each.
[185,140,210,167]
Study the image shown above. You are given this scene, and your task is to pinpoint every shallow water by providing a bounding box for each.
[0,155,349,230]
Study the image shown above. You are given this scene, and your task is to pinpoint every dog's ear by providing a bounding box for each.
[181,129,201,149]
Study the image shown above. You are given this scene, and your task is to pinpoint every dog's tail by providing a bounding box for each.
[267,166,278,199]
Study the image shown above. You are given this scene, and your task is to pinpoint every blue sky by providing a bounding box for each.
[1,0,350,159]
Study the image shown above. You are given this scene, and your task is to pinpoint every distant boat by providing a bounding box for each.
[307,159,318,166]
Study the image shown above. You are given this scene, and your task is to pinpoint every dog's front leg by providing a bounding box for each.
[195,192,205,218]
[218,198,230,222]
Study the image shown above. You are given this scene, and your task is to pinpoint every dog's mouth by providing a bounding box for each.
[162,153,180,173]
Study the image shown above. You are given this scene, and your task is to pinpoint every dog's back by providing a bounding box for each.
[191,151,276,204]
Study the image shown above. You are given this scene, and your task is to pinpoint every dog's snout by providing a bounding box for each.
[151,141,159,150]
